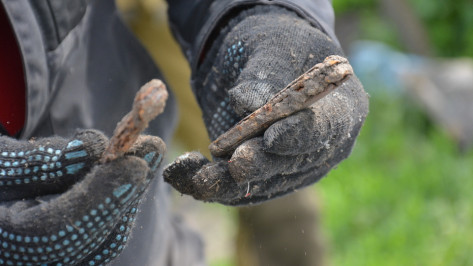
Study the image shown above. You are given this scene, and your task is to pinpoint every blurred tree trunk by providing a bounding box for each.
[117,0,211,158]
[380,0,432,56]
[237,189,326,266]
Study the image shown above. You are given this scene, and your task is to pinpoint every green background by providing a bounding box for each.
[318,1,473,265]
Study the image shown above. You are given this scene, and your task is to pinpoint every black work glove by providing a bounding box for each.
[0,130,165,265]
[164,6,369,205]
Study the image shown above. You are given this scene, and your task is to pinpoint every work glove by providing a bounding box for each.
[164,6,369,205]
[0,130,165,265]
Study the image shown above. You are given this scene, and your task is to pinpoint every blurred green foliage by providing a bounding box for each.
[334,0,473,57]
[410,0,473,57]
[316,92,473,265]
[333,0,377,13]
[321,1,473,264]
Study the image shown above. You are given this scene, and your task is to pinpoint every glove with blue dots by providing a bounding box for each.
[0,130,165,265]
[164,6,369,205]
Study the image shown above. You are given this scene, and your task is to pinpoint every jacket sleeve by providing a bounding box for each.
[166,0,339,72]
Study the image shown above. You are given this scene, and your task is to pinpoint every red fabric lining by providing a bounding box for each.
[0,5,26,136]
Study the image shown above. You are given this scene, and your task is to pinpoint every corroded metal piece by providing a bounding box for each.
[209,55,353,157]
[101,79,168,163]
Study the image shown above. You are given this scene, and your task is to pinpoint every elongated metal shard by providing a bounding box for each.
[209,55,353,157]
[101,79,168,163]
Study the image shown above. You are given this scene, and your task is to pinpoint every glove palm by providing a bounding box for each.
[0,130,165,265]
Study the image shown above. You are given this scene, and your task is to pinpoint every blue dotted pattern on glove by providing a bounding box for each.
[204,41,245,141]
[0,143,162,265]
[0,139,87,188]
[0,192,137,265]
[222,41,245,78]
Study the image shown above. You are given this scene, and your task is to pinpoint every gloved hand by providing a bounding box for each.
[0,130,165,265]
[164,6,369,205]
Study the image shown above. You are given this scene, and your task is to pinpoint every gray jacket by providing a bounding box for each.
[1,0,335,264]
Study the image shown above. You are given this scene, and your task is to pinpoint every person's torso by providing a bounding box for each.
[0,1,179,265]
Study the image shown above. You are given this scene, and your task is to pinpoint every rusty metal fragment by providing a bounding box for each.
[209,55,354,157]
[101,79,168,163]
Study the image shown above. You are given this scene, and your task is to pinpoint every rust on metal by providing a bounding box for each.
[209,55,354,157]
[101,79,168,163]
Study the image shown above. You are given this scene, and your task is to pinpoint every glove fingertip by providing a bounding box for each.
[262,121,286,154]
[126,135,166,171]
[163,152,209,195]
[263,112,311,156]
[163,153,243,203]
[191,161,241,203]
[229,138,263,183]
[229,137,286,183]
[72,129,109,159]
